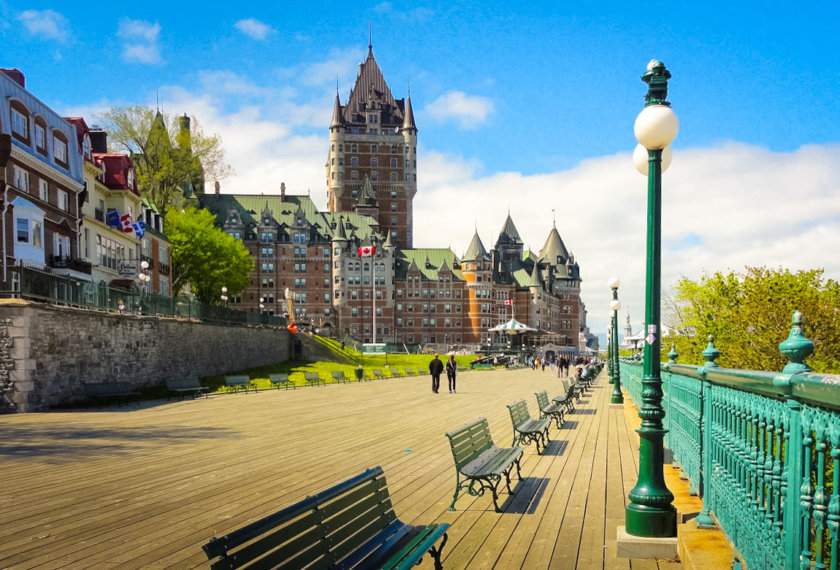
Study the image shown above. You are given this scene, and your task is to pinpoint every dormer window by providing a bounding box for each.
[35,123,46,152]
[82,134,91,160]
[264,218,271,225]
[127,167,135,189]
[53,133,68,167]
[11,107,28,141]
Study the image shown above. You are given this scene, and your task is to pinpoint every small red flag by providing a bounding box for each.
[357,245,375,257]
[503,299,513,305]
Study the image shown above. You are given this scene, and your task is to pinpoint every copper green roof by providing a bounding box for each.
[538,224,569,264]
[462,230,488,260]
[396,248,464,281]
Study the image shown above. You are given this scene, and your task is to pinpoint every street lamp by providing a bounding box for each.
[259,296,265,314]
[608,277,624,405]
[137,260,150,313]
[625,60,678,538]
[221,286,228,309]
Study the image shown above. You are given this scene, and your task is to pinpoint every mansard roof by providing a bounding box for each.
[538,224,570,265]
[462,230,489,260]
[341,45,405,127]
[396,248,463,281]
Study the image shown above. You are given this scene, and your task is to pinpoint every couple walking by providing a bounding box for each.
[429,354,457,393]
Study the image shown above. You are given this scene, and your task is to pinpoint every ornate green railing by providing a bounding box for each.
[619,312,839,569]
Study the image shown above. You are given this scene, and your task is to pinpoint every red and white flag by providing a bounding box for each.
[121,213,134,233]
[503,299,513,305]
[357,245,376,257]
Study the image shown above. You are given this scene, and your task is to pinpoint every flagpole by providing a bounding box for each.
[372,249,376,344]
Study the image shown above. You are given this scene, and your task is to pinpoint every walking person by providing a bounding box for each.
[446,355,457,393]
[429,353,444,393]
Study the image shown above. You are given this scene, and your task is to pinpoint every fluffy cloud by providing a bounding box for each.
[424,91,495,129]
[18,9,69,42]
[118,19,161,64]
[234,18,274,41]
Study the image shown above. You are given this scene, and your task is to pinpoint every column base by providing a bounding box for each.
[617,525,678,559]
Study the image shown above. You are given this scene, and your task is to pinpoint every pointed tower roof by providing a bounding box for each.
[342,45,401,123]
[330,89,343,129]
[333,215,348,241]
[402,94,416,131]
[356,176,378,206]
[499,213,522,243]
[463,230,488,260]
[538,224,570,265]
[382,229,393,249]
[528,261,544,288]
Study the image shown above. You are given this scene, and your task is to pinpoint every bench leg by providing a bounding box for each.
[428,532,448,570]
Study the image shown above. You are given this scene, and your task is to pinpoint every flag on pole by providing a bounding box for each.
[132,220,146,238]
[106,209,121,229]
[120,213,134,233]
[503,299,513,305]
[357,245,376,257]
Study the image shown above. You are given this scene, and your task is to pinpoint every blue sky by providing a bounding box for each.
[3,1,840,340]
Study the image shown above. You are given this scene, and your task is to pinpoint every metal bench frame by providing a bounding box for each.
[445,417,523,512]
[507,400,551,454]
[268,373,295,389]
[535,390,564,429]
[166,378,210,400]
[224,375,255,394]
[303,372,325,387]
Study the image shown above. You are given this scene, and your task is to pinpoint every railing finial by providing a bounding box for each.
[702,335,720,368]
[667,343,678,364]
[779,310,814,373]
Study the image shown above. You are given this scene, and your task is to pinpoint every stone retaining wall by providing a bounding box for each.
[0,302,291,412]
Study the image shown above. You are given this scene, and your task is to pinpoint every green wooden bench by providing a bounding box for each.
[445,417,523,512]
[268,373,295,390]
[552,383,575,413]
[534,390,564,429]
[404,367,416,377]
[386,367,402,378]
[224,375,256,394]
[83,382,141,406]
[166,377,210,400]
[563,378,584,402]
[372,368,384,380]
[507,400,551,454]
[202,466,449,569]
[303,372,325,387]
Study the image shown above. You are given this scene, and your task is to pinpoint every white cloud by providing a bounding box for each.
[118,19,161,64]
[413,144,840,337]
[424,91,495,129]
[234,18,274,41]
[18,9,69,42]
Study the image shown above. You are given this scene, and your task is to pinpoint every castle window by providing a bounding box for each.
[350,157,358,167]
[371,144,377,153]
[351,171,358,181]
[390,172,397,182]
[370,158,378,168]
[351,143,357,152]
[390,158,397,168]
[369,114,378,123]
[370,172,377,181]
[390,203,397,212]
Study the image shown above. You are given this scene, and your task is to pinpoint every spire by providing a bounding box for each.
[356,175,378,206]
[538,225,570,265]
[463,229,488,260]
[528,261,544,288]
[499,213,521,243]
[368,22,373,57]
[330,89,342,129]
[402,93,416,131]
[382,229,393,249]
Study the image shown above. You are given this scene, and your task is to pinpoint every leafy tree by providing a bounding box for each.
[165,208,253,303]
[664,267,840,373]
[98,106,232,218]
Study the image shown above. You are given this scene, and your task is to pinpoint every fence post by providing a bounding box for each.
[776,311,814,569]
[696,335,719,528]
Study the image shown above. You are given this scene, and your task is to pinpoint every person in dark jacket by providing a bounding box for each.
[445,355,457,393]
[429,354,444,393]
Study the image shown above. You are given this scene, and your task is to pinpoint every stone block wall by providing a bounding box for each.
[0,302,291,412]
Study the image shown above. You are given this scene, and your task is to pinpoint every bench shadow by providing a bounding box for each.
[0,425,238,463]
[568,409,597,415]
[540,439,567,456]
[560,420,579,430]
[501,477,550,514]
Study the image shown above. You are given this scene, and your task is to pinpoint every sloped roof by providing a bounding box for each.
[499,213,522,243]
[402,95,416,130]
[538,224,570,265]
[342,46,403,126]
[462,230,488,260]
[396,248,463,281]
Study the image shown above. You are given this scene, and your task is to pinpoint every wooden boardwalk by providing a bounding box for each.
[0,368,685,569]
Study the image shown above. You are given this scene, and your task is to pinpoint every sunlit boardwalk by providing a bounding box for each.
[0,368,684,569]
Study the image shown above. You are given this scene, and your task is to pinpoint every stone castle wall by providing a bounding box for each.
[0,302,291,412]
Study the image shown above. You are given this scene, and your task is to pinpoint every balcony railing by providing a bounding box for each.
[619,312,838,570]
[48,255,92,274]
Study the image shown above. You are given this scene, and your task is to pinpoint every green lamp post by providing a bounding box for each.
[608,277,624,405]
[625,59,678,538]
[607,313,615,384]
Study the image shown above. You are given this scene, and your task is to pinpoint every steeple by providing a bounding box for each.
[463,230,488,260]
[538,223,570,266]
[330,89,343,129]
[498,213,521,244]
[402,93,416,131]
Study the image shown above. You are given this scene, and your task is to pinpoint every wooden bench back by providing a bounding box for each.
[269,373,289,382]
[507,400,532,428]
[224,375,250,386]
[445,417,495,471]
[331,371,345,380]
[167,378,200,389]
[535,390,550,410]
[372,369,383,377]
[303,372,320,381]
[203,466,396,569]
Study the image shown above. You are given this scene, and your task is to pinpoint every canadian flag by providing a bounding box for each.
[503,299,513,305]
[120,213,134,233]
[357,245,376,257]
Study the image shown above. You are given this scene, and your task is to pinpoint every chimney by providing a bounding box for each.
[214,180,220,195]
[89,128,108,153]
[1,68,25,88]
[280,182,286,200]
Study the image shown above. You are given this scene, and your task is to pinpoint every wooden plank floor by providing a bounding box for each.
[0,368,684,569]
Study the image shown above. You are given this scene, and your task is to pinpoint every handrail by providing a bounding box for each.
[619,311,839,569]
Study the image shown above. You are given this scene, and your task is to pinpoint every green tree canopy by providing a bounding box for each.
[664,267,840,373]
[165,208,253,304]
[98,106,232,218]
